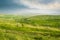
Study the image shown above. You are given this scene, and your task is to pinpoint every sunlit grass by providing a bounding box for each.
[0,15,60,40]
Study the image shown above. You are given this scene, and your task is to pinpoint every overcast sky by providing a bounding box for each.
[0,0,60,15]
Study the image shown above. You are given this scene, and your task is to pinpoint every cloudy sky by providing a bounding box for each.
[0,0,60,15]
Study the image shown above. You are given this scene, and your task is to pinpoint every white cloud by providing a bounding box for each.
[20,0,60,9]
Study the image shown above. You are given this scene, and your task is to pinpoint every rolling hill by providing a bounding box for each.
[0,14,60,40]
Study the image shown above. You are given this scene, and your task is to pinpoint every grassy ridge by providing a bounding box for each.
[0,15,60,40]
[25,15,60,28]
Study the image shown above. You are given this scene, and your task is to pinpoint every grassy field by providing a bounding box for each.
[0,14,60,40]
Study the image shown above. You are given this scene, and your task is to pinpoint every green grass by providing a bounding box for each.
[0,14,60,40]
[24,15,60,28]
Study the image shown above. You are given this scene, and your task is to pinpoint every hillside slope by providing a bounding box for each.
[25,15,60,28]
[0,15,60,40]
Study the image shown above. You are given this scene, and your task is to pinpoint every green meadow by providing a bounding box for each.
[0,14,60,40]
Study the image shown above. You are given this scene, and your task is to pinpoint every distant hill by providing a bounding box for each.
[23,15,60,28]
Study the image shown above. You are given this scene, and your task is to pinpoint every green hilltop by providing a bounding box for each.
[0,14,60,40]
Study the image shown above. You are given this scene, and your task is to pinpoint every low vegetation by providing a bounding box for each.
[0,14,60,40]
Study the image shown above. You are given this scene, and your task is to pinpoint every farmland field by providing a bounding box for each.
[0,14,60,40]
